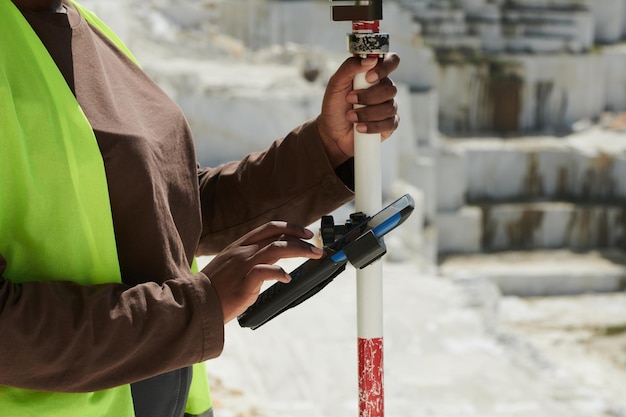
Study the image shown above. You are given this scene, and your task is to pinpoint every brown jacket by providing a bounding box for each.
[0,1,353,395]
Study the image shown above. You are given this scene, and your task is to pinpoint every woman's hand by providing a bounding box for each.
[201,221,323,323]
[317,53,401,168]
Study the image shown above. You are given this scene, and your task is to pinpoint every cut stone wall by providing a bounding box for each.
[435,129,626,255]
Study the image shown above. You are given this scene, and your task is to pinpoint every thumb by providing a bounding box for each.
[330,56,378,89]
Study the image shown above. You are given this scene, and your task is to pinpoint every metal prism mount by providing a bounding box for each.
[330,0,383,22]
[330,0,389,55]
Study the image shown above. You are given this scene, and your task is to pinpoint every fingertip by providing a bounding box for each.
[360,57,378,67]
[365,71,380,84]
[347,92,359,104]
[389,52,401,65]
[311,245,324,257]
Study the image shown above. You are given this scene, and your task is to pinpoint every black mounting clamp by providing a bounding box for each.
[321,212,387,269]
[321,212,367,246]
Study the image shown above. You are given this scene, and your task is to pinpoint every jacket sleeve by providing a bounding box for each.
[196,119,355,255]
[0,254,224,393]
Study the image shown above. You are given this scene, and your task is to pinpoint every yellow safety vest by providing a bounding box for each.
[0,1,212,415]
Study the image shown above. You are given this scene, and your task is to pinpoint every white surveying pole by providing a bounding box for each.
[331,3,389,416]
[354,64,384,417]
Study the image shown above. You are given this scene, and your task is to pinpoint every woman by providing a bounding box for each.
[0,0,400,416]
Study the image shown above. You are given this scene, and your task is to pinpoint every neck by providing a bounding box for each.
[12,0,64,12]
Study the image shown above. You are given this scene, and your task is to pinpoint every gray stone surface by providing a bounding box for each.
[436,207,482,254]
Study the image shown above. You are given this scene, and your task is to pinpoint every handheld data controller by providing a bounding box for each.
[238,194,415,330]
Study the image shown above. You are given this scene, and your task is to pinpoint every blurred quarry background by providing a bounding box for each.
[79,0,626,269]
[76,1,626,415]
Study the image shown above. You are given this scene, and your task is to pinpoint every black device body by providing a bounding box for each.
[237,194,414,330]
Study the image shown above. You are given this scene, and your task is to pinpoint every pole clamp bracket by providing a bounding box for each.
[321,212,387,269]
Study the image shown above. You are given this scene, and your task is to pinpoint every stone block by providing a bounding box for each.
[436,146,468,211]
[507,0,592,9]
[441,250,626,297]
[458,0,488,12]
[400,155,437,224]
[507,37,568,54]
[569,150,619,201]
[426,35,483,51]
[467,3,501,21]
[481,202,571,251]
[517,54,605,131]
[612,155,626,199]
[502,8,594,50]
[465,144,529,202]
[481,202,626,251]
[534,147,579,200]
[410,89,439,149]
[436,206,482,254]
[603,48,626,112]
[567,205,626,249]
[590,0,626,44]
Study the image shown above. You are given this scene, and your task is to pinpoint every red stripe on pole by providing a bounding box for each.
[352,20,380,33]
[358,337,384,417]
